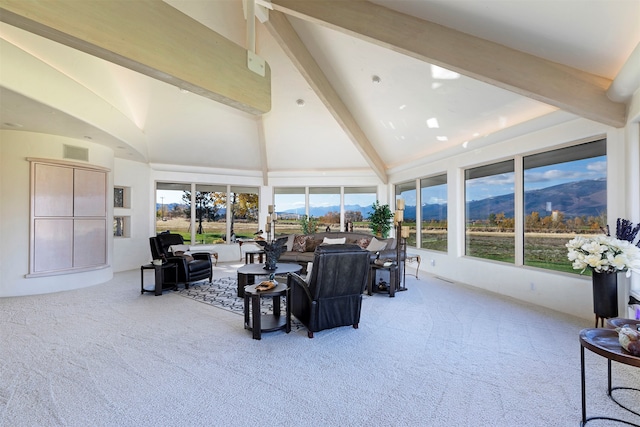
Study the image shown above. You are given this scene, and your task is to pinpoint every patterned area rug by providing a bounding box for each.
[177,277,305,331]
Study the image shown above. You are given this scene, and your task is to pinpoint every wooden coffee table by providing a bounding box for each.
[236,262,302,298]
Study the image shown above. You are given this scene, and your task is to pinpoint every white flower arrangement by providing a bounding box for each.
[566,234,640,276]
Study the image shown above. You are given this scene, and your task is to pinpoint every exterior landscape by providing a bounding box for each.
[155,179,604,275]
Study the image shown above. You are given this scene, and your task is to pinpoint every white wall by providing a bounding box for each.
[0,130,114,297]
[388,116,636,321]
[112,158,154,272]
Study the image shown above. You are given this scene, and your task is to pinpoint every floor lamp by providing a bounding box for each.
[395,200,409,292]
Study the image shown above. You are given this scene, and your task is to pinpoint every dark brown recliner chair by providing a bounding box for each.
[287,244,369,338]
[149,233,212,289]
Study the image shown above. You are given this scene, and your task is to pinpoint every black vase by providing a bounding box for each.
[264,253,277,270]
[591,271,618,319]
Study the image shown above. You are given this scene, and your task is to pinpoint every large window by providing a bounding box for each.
[421,175,447,252]
[309,187,340,232]
[523,139,606,273]
[229,186,259,240]
[156,182,190,236]
[156,182,228,244]
[396,182,417,246]
[273,186,378,235]
[465,160,515,263]
[344,187,376,233]
[274,187,305,235]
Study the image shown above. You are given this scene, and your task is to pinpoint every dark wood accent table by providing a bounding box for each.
[579,328,640,426]
[140,263,177,296]
[243,283,291,340]
[244,250,265,264]
[368,263,400,297]
[236,262,302,298]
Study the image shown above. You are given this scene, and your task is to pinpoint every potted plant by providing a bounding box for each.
[299,215,319,235]
[367,200,394,238]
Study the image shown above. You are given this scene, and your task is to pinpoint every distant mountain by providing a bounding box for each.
[465,178,606,220]
[287,204,372,217]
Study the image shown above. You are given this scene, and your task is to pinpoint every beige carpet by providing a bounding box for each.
[1,263,639,426]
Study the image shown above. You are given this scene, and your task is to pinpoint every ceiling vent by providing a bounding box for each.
[63,144,89,162]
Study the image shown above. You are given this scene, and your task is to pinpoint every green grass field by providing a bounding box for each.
[156,219,585,275]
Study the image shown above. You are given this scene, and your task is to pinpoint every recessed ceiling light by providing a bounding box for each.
[426,118,439,128]
[462,141,469,148]
[296,99,305,107]
[372,75,381,84]
[436,136,448,142]
[399,104,407,110]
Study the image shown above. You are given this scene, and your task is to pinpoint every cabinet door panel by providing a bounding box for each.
[34,164,73,217]
[74,169,106,216]
[33,219,73,272]
[74,219,106,267]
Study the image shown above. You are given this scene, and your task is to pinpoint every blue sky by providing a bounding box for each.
[466,156,606,201]
[157,190,377,212]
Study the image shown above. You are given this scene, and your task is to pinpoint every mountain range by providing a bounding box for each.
[293,179,606,221]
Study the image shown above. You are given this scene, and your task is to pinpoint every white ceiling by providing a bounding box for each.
[1,0,639,181]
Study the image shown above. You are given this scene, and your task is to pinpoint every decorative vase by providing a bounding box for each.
[591,270,618,320]
[264,252,277,270]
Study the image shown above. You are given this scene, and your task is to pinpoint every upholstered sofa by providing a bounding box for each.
[278,232,397,267]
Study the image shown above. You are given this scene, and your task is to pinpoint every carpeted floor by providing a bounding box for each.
[176,277,305,331]
[2,264,640,426]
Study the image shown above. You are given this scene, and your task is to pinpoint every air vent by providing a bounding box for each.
[63,145,89,162]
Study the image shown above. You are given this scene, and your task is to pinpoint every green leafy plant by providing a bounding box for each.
[367,200,394,238]
[299,215,319,235]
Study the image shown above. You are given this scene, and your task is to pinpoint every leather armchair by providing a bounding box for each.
[287,244,369,338]
[149,233,212,289]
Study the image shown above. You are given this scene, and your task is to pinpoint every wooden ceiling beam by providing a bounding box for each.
[264,10,388,183]
[0,0,271,115]
[270,0,626,128]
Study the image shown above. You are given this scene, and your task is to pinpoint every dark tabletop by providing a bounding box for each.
[237,262,302,276]
[580,328,640,367]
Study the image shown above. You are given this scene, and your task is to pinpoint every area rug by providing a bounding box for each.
[177,277,305,331]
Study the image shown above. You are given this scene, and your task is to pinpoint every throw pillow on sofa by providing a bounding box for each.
[292,235,309,252]
[322,237,346,245]
[366,236,387,252]
[355,237,371,249]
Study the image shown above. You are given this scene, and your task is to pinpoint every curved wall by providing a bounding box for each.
[0,130,114,297]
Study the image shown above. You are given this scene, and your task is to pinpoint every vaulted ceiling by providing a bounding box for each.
[1,0,639,185]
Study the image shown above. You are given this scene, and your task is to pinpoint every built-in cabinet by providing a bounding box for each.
[29,159,109,276]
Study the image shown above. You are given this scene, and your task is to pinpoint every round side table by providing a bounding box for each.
[243,282,291,340]
[579,328,640,426]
